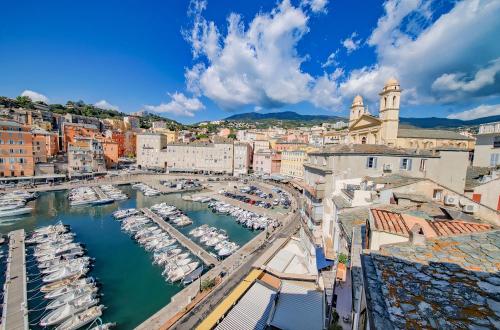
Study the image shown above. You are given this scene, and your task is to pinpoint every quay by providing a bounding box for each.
[140,208,219,266]
[93,186,108,199]
[1,229,28,330]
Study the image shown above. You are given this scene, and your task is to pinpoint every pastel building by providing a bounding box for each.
[473,122,500,167]
[136,133,169,169]
[0,120,35,177]
[280,150,308,179]
[234,142,253,176]
[67,137,106,176]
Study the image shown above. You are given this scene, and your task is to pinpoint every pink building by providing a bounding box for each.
[252,149,272,175]
[218,128,231,138]
[271,151,281,174]
[284,133,309,143]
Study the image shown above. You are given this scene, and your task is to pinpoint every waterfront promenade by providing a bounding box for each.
[141,208,219,266]
[1,230,28,330]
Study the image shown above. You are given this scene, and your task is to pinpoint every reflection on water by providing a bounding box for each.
[0,185,258,329]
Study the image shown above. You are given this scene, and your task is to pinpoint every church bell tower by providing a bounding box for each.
[379,78,401,146]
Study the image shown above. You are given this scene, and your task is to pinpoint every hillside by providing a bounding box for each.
[224,111,499,129]
[0,96,184,129]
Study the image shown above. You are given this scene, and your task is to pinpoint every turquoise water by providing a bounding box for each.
[0,185,258,329]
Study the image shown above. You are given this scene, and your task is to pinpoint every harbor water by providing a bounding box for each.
[0,185,259,329]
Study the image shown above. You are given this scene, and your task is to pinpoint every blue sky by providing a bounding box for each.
[1,0,499,124]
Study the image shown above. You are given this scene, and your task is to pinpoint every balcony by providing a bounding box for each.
[303,181,326,200]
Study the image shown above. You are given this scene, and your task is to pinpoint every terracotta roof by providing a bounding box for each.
[371,208,493,238]
[370,209,409,236]
[429,220,492,236]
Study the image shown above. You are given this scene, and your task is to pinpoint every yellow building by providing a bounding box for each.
[348,78,475,150]
[280,147,318,179]
[163,130,179,144]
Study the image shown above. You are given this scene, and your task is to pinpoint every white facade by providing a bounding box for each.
[233,142,252,176]
[136,133,168,168]
[163,141,234,174]
[473,122,500,167]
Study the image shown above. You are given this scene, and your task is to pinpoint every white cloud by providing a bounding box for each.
[302,0,329,13]
[340,0,500,105]
[143,92,205,117]
[321,50,338,68]
[21,90,49,103]
[432,58,500,93]
[447,104,500,120]
[184,0,341,111]
[342,32,361,53]
[94,100,119,111]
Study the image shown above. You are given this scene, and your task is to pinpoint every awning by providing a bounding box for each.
[316,247,334,270]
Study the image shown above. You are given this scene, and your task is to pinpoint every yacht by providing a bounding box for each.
[0,207,32,217]
[55,305,105,330]
[40,294,99,326]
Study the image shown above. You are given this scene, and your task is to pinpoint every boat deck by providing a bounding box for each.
[141,208,219,266]
[92,187,108,200]
[1,229,28,330]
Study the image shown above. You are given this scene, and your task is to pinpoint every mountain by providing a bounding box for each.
[225,111,345,122]
[224,111,500,129]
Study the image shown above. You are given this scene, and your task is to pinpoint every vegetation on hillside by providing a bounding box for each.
[0,95,185,130]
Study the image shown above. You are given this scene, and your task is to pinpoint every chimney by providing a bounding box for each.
[409,224,426,246]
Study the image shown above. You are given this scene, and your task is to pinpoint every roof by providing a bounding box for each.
[465,166,493,190]
[370,208,492,238]
[214,281,277,330]
[332,194,351,209]
[397,128,473,140]
[269,281,324,330]
[338,207,370,244]
[361,230,500,329]
[309,144,437,157]
[366,174,425,190]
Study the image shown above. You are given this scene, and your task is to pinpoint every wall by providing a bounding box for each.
[473,134,499,167]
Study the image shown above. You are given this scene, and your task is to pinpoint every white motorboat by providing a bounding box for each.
[44,278,96,299]
[0,207,32,217]
[42,257,91,275]
[40,294,99,326]
[167,262,200,282]
[46,287,98,310]
[89,322,116,330]
[37,249,85,263]
[43,265,88,283]
[92,198,114,206]
[55,305,105,330]
[113,208,138,219]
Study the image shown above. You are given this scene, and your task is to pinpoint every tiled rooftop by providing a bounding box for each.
[370,208,493,238]
[362,230,500,329]
[309,144,437,157]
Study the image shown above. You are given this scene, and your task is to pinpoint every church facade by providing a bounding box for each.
[348,78,475,150]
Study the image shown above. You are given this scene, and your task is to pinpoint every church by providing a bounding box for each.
[347,78,475,150]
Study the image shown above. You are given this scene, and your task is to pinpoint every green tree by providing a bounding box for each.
[201,278,216,291]
[338,253,348,264]
[227,133,236,139]
[16,96,33,108]
[196,133,209,139]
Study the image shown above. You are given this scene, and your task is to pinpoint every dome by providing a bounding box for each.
[385,77,399,86]
[352,95,364,106]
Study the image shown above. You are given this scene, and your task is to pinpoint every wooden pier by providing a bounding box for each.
[141,208,219,266]
[1,229,28,330]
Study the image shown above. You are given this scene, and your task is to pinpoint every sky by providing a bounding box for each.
[1,0,499,124]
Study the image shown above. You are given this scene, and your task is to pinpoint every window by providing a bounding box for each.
[361,137,367,144]
[433,189,443,200]
[366,157,377,169]
[491,154,500,167]
[494,137,500,148]
[419,159,427,172]
[400,158,412,171]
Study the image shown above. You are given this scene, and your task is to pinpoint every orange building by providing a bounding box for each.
[110,131,125,157]
[100,139,119,168]
[274,141,308,152]
[62,122,99,152]
[0,120,35,177]
[32,128,59,163]
[124,131,136,157]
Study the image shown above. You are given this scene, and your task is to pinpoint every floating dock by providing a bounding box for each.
[1,229,28,330]
[141,208,219,266]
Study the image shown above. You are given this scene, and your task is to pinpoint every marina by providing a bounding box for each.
[0,184,260,329]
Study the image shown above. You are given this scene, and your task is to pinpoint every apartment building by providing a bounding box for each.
[301,144,469,242]
[100,138,119,168]
[234,142,252,176]
[123,116,139,130]
[0,120,35,177]
[473,121,500,167]
[252,149,272,175]
[62,122,100,152]
[274,141,308,152]
[280,150,307,179]
[123,131,136,157]
[67,137,106,176]
[163,139,234,174]
[136,133,168,169]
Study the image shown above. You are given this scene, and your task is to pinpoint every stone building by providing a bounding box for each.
[233,142,253,176]
[163,138,234,174]
[280,150,308,179]
[348,78,475,150]
[67,137,106,176]
[136,133,168,169]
